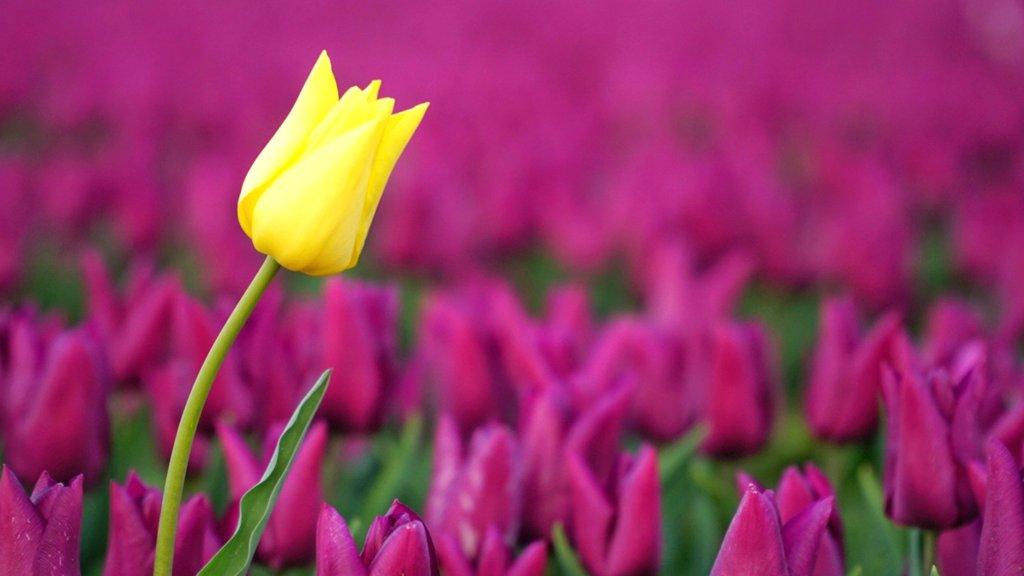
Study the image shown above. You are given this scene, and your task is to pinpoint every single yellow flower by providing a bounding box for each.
[238,51,427,275]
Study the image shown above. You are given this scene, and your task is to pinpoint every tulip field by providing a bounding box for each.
[3,1,1024,575]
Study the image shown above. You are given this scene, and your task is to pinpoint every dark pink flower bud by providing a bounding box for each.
[317,501,439,575]
[427,417,521,560]
[700,322,777,457]
[421,291,509,432]
[567,445,660,576]
[882,342,983,529]
[318,278,400,432]
[712,485,836,576]
[81,253,178,384]
[804,296,902,442]
[103,472,219,576]
[359,501,439,576]
[218,421,328,568]
[3,326,109,485]
[921,298,985,368]
[977,440,1024,575]
[0,467,83,575]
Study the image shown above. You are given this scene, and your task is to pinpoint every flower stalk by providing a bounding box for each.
[153,256,280,576]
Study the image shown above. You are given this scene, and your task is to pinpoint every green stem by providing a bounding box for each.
[153,256,280,576]
[923,530,935,574]
[908,528,922,576]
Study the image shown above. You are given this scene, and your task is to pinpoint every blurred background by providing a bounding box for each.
[2,1,1024,575]
[3,0,1023,308]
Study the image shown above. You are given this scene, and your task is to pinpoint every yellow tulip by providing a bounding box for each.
[238,51,428,275]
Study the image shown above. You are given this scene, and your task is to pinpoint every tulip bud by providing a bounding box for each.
[427,417,521,560]
[3,325,109,485]
[711,484,835,576]
[0,467,83,575]
[881,340,984,529]
[420,288,515,432]
[104,472,220,576]
[238,51,428,275]
[736,465,845,576]
[318,278,399,432]
[567,445,661,576]
[81,252,178,384]
[518,383,631,539]
[700,322,777,457]
[218,421,328,568]
[804,297,901,442]
[317,501,439,576]
[435,527,547,576]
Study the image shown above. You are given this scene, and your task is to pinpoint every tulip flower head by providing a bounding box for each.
[0,467,83,575]
[238,51,428,275]
[316,501,439,576]
[104,472,220,576]
[712,484,836,576]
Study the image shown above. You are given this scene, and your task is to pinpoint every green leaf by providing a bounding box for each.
[357,413,423,533]
[930,567,940,576]
[847,567,863,576]
[197,370,331,576]
[552,523,590,576]
[658,425,705,482]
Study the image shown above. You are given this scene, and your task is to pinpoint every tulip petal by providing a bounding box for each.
[507,541,548,576]
[781,497,832,576]
[315,505,366,576]
[978,440,1024,575]
[250,117,385,274]
[566,454,613,573]
[434,534,473,576]
[367,520,434,576]
[711,488,788,576]
[0,467,45,575]
[605,446,661,576]
[240,51,338,236]
[351,102,429,265]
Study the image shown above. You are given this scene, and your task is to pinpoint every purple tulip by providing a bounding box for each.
[435,528,547,576]
[737,465,845,576]
[420,284,531,433]
[921,298,985,368]
[804,296,902,442]
[316,501,439,576]
[427,417,521,560]
[711,484,835,576]
[218,421,328,568]
[3,322,108,485]
[518,383,631,538]
[976,440,1024,575]
[699,322,778,457]
[0,466,83,575]
[104,472,219,576]
[882,336,984,529]
[81,252,178,384]
[567,445,660,576]
[317,278,400,433]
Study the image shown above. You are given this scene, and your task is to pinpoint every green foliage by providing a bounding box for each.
[198,370,331,576]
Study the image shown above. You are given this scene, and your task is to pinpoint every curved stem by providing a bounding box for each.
[153,256,280,576]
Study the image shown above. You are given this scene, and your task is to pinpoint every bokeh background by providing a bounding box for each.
[2,0,1024,574]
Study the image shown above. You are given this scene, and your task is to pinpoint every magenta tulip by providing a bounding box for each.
[104,472,219,576]
[882,336,983,529]
[804,296,901,442]
[712,484,835,576]
[3,322,108,485]
[0,466,83,575]
[316,501,439,576]
[427,417,520,559]
[976,440,1024,575]
[700,322,778,457]
[567,445,660,576]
